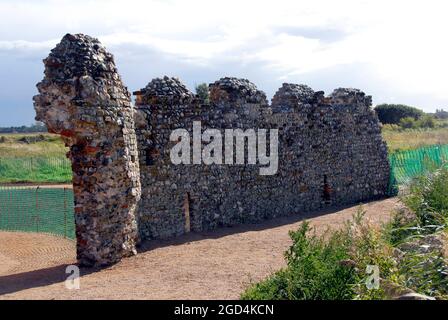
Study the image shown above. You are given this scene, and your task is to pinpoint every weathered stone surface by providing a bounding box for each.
[135,77,390,241]
[134,76,194,105]
[33,34,391,263]
[33,33,141,267]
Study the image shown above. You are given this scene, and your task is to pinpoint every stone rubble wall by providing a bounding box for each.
[134,77,390,241]
[34,34,141,266]
[34,34,390,265]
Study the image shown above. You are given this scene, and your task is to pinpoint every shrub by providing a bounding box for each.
[242,210,397,300]
[399,245,448,298]
[375,104,423,125]
[242,167,448,300]
[381,124,401,131]
[241,222,357,300]
[195,83,210,104]
[399,117,416,129]
[417,115,436,129]
[403,166,448,232]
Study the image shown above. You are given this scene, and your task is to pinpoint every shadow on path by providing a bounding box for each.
[0,197,391,296]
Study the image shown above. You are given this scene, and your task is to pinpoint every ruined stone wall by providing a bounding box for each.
[34,34,390,264]
[34,34,141,266]
[134,77,390,241]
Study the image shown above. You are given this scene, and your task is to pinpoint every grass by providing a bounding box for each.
[0,133,68,158]
[382,127,448,152]
[0,157,71,183]
[0,133,71,183]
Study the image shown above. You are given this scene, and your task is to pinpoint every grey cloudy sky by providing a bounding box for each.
[1,0,447,126]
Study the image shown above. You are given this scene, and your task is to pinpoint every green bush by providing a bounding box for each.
[384,167,448,298]
[375,104,423,125]
[417,115,436,129]
[242,211,396,300]
[195,83,210,104]
[242,167,448,300]
[385,114,437,130]
[403,166,448,231]
[399,117,417,129]
[241,222,357,300]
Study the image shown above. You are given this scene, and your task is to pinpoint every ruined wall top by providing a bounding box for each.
[134,76,194,106]
[133,75,375,117]
[330,88,373,107]
[34,33,133,138]
[209,77,268,105]
[271,83,316,112]
[42,33,119,83]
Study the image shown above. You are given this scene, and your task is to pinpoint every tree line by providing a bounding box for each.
[0,122,47,134]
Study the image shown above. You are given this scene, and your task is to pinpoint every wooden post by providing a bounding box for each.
[184,192,191,233]
[64,187,68,238]
[35,186,40,232]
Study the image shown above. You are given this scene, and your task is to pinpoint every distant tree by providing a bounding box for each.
[0,122,47,133]
[435,109,448,119]
[195,83,210,104]
[374,104,424,124]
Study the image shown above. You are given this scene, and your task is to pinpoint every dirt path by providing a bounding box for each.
[0,197,400,300]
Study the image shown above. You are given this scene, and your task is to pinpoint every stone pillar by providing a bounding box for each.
[33,34,141,267]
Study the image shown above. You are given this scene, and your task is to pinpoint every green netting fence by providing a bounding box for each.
[0,186,75,239]
[0,156,71,183]
[387,144,448,195]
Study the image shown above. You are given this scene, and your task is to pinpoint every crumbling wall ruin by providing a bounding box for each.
[34,34,141,266]
[34,33,390,266]
[134,77,390,241]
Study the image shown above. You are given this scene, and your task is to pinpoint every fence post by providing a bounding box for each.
[64,187,67,238]
[35,186,39,233]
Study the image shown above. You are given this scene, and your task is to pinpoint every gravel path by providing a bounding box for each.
[0,197,399,300]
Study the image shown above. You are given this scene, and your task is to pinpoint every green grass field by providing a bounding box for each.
[0,157,71,183]
[0,133,71,183]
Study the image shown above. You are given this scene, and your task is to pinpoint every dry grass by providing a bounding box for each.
[1,128,448,159]
[382,128,448,152]
[0,133,67,158]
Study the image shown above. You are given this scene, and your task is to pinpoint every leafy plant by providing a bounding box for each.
[375,104,423,125]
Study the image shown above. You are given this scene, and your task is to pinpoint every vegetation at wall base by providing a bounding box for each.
[242,166,448,300]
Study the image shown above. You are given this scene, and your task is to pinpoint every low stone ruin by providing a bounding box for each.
[134,77,390,240]
[34,34,390,266]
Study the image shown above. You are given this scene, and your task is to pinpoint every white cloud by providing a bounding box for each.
[0,39,57,51]
[0,0,448,121]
